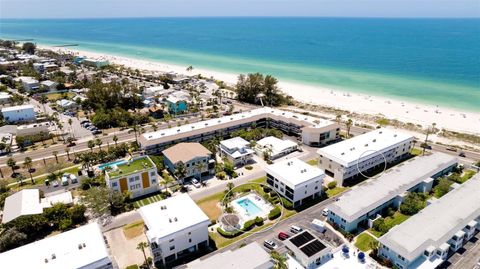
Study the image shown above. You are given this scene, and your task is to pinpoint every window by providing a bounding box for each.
[169,239,174,242]
[111,182,118,187]
[169,246,175,251]
[150,171,156,177]
[189,239,192,243]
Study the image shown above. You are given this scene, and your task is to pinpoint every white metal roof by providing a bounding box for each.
[328,152,457,223]
[257,136,297,156]
[379,172,480,262]
[185,242,273,269]
[2,189,43,223]
[140,193,210,241]
[317,128,414,167]
[264,158,325,187]
[220,137,250,150]
[0,223,111,269]
[1,104,34,112]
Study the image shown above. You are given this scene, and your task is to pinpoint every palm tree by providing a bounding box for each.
[57,122,64,141]
[52,151,59,163]
[65,147,71,161]
[137,242,150,268]
[160,174,174,192]
[186,65,194,72]
[23,157,34,184]
[335,114,342,125]
[39,94,48,115]
[174,162,187,182]
[195,162,206,183]
[346,118,353,138]
[68,118,75,138]
[112,135,118,147]
[95,138,103,150]
[270,251,287,269]
[88,140,95,152]
[7,157,16,175]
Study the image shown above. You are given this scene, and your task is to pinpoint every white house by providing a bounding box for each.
[219,137,254,167]
[56,99,77,110]
[0,223,114,269]
[255,136,298,160]
[40,80,58,91]
[143,86,166,99]
[17,76,39,91]
[0,92,11,105]
[140,194,210,265]
[1,104,36,123]
[265,158,325,207]
[317,128,414,185]
[283,230,333,268]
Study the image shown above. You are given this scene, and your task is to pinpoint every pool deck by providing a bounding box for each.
[231,193,273,223]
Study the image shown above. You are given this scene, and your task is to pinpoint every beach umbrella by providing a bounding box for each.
[342,246,349,254]
[358,252,365,260]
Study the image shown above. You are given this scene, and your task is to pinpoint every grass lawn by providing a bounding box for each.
[133,193,164,208]
[123,220,144,239]
[355,232,378,252]
[411,148,423,156]
[46,92,75,101]
[459,170,476,183]
[369,212,409,237]
[326,186,348,198]
[306,159,318,166]
[107,157,154,177]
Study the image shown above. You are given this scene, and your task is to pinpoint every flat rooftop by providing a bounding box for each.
[140,107,335,145]
[140,193,210,240]
[257,136,297,155]
[0,223,111,269]
[265,158,325,187]
[379,172,480,262]
[220,137,250,150]
[185,242,273,269]
[2,189,43,223]
[106,156,155,178]
[329,152,457,222]
[317,128,414,167]
[1,104,34,112]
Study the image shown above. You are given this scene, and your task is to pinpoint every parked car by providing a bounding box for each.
[191,179,201,188]
[91,130,102,135]
[278,232,290,241]
[459,152,466,157]
[263,240,277,250]
[322,208,329,216]
[82,122,92,128]
[61,176,69,186]
[290,225,303,234]
[80,120,90,124]
[86,125,96,131]
[52,180,59,187]
[446,147,457,152]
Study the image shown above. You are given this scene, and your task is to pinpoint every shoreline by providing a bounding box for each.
[42,45,480,135]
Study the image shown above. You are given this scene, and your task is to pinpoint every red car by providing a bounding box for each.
[278,232,290,241]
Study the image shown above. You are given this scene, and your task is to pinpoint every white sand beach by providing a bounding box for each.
[43,45,480,136]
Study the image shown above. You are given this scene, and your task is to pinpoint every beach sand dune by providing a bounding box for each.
[44,46,480,136]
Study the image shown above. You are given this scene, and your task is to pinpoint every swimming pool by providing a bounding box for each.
[98,160,126,170]
[236,197,262,216]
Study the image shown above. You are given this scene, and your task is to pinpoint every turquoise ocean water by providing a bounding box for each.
[0,18,479,111]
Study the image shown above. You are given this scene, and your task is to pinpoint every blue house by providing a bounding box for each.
[165,96,188,114]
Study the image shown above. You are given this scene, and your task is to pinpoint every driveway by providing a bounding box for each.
[104,226,150,269]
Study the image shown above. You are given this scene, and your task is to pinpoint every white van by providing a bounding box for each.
[290,225,303,234]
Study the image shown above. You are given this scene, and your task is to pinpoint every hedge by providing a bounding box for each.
[280,198,294,210]
[217,227,242,238]
[262,186,272,193]
[243,219,256,231]
[268,206,281,220]
[327,181,337,189]
[255,216,264,226]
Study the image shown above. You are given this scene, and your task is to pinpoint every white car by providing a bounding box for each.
[264,240,278,250]
[191,179,201,188]
[52,180,59,187]
[322,208,329,216]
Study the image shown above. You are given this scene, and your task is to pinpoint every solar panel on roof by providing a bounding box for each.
[300,240,327,257]
[289,231,314,247]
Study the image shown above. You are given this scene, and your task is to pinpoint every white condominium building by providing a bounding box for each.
[255,136,298,160]
[317,128,414,185]
[327,152,458,233]
[139,107,340,154]
[1,104,36,123]
[139,194,211,265]
[0,223,114,269]
[378,173,480,269]
[265,158,325,207]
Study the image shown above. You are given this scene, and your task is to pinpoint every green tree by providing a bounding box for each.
[346,118,353,138]
[194,162,206,183]
[433,177,453,198]
[400,192,427,215]
[88,140,95,152]
[0,228,27,252]
[39,94,48,115]
[7,157,16,174]
[23,157,34,184]
[174,162,187,181]
[95,138,103,150]
[22,42,36,54]
[137,241,150,268]
[52,150,59,163]
[270,250,287,269]
[112,135,118,147]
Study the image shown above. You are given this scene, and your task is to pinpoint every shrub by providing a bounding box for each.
[269,192,278,198]
[268,206,281,220]
[242,188,251,193]
[262,186,272,193]
[125,265,139,269]
[280,197,294,210]
[216,172,226,180]
[243,219,256,231]
[217,227,242,238]
[327,181,337,189]
[254,216,264,226]
[245,165,253,170]
[400,192,427,215]
[232,172,238,178]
